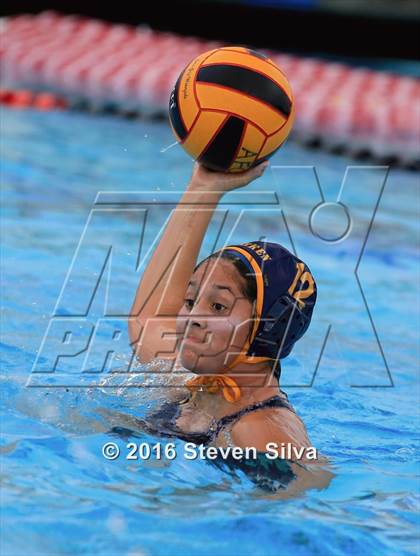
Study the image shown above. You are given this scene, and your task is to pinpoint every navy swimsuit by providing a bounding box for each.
[109,391,298,492]
[145,391,295,445]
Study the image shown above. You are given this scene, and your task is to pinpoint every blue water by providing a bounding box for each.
[1,108,419,556]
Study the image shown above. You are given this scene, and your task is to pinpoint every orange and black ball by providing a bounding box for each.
[169,46,295,173]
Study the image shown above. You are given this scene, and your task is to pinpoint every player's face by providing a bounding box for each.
[176,258,254,374]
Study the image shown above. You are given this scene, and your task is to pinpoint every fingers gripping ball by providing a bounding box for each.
[169,46,295,173]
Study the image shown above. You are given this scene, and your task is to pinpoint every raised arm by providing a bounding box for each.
[129,161,268,363]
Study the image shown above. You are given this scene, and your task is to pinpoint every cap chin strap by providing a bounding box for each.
[225,351,273,370]
[220,245,273,371]
[185,374,241,403]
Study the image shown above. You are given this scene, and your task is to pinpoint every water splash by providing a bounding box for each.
[160,140,179,153]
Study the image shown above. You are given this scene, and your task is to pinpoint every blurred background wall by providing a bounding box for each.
[2,0,419,62]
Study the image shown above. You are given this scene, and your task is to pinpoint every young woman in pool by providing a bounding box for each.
[128,161,317,458]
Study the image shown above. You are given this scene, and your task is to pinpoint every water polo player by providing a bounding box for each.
[128,161,322,461]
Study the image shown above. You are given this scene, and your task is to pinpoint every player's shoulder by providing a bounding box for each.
[230,406,310,452]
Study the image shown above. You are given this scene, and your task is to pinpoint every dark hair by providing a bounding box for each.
[194,252,281,380]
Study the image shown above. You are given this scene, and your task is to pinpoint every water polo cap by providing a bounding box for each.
[212,241,317,370]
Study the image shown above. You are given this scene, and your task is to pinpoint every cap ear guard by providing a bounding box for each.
[250,294,311,359]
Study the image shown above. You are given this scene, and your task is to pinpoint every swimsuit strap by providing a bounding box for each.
[144,391,295,446]
[213,391,295,439]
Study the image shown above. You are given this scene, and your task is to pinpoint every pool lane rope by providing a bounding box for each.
[1,11,419,165]
[0,88,67,109]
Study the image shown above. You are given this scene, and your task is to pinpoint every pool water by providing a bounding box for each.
[1,108,419,556]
